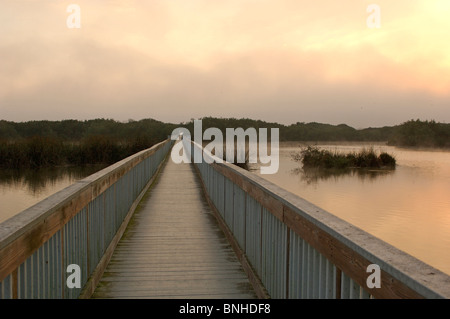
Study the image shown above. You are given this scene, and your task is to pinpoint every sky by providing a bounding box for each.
[1,0,450,128]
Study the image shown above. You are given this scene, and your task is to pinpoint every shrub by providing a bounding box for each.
[292,146,396,169]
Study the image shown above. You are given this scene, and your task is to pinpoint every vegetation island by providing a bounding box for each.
[292,146,397,170]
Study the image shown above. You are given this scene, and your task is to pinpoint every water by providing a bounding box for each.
[0,165,106,224]
[253,142,450,276]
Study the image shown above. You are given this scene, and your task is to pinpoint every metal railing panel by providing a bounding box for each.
[224,178,234,229]
[233,185,246,251]
[261,207,287,299]
[245,195,262,277]
[0,139,173,299]
[0,273,12,299]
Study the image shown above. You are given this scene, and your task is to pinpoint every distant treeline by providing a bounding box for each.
[0,119,177,169]
[385,119,450,148]
[186,117,449,148]
[0,118,176,142]
[0,118,448,169]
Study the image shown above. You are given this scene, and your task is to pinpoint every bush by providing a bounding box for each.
[292,146,396,169]
[379,152,396,167]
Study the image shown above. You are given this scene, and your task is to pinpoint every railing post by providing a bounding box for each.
[335,257,341,298]
[61,227,65,299]
[12,269,18,299]
[286,227,290,299]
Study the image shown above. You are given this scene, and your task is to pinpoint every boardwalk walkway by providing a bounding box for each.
[91,156,257,299]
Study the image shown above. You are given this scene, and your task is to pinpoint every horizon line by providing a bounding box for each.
[1,116,448,131]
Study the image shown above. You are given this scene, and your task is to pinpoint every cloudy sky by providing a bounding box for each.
[1,0,449,128]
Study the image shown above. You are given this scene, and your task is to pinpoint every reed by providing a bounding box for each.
[0,135,156,169]
[292,145,396,169]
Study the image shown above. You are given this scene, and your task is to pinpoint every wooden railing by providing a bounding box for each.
[0,139,173,299]
[185,138,450,299]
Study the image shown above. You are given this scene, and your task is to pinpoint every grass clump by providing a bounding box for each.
[0,135,158,169]
[292,146,396,170]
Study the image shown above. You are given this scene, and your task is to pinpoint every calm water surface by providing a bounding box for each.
[255,142,450,276]
[0,165,105,224]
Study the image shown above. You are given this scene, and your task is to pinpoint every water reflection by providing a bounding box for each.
[0,165,106,196]
[0,165,107,224]
[291,166,395,185]
[256,143,450,275]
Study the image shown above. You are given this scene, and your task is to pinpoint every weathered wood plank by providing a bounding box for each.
[92,291,253,299]
[91,159,257,299]
[99,273,249,282]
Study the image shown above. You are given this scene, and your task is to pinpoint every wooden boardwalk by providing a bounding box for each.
[91,157,257,299]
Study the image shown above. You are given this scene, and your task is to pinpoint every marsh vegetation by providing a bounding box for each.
[292,145,396,170]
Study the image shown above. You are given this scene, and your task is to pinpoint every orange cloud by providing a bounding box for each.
[1,1,449,125]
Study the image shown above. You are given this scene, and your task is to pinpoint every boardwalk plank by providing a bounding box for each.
[91,158,257,299]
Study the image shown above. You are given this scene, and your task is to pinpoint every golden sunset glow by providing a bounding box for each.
[1,0,449,126]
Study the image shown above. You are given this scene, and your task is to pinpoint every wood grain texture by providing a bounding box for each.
[91,159,257,299]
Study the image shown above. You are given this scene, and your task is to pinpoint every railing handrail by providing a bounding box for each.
[187,138,450,299]
[0,138,170,282]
